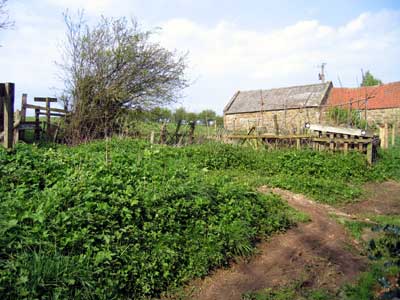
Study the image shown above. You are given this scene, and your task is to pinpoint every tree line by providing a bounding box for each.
[133,107,223,126]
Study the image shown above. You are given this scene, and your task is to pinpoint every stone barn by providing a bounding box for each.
[223,82,332,133]
[327,81,400,125]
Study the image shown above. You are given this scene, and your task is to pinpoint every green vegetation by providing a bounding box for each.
[242,284,332,300]
[336,214,400,300]
[0,140,295,299]
[327,107,368,129]
[205,144,400,205]
[123,120,220,138]
[361,70,383,87]
[1,138,399,299]
[343,232,400,300]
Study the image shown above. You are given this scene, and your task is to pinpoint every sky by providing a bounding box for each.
[0,0,399,114]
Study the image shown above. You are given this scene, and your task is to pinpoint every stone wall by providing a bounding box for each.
[224,107,322,133]
[224,107,400,133]
[319,107,400,126]
[364,108,400,125]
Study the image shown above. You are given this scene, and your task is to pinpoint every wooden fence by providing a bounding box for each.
[226,123,381,164]
[1,82,68,149]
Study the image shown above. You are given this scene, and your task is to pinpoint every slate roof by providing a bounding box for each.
[224,82,332,114]
[328,82,400,110]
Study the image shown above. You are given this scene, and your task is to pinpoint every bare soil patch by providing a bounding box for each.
[341,181,400,216]
[187,187,367,300]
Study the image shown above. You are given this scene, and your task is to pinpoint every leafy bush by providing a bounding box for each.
[184,144,382,204]
[0,141,293,299]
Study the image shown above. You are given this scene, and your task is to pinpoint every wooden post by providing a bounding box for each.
[329,133,334,151]
[392,124,396,146]
[0,85,4,133]
[159,122,167,144]
[358,140,363,152]
[296,137,301,150]
[384,123,389,149]
[319,132,325,150]
[379,126,385,149]
[35,108,40,142]
[53,117,62,143]
[366,142,373,165]
[3,83,15,149]
[174,120,182,145]
[150,131,155,144]
[46,98,51,137]
[20,93,27,140]
[13,110,20,144]
[273,114,279,136]
[343,134,349,154]
[297,120,302,135]
[188,121,195,144]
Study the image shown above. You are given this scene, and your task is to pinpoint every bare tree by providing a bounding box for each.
[0,0,13,30]
[58,11,188,144]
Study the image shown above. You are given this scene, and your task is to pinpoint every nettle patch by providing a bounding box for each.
[0,139,398,299]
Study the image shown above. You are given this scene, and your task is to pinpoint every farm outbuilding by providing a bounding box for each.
[223,82,333,133]
[327,81,400,125]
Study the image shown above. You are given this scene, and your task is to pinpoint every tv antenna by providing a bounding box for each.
[318,63,327,83]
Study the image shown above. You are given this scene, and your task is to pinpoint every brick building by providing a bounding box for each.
[328,81,400,125]
[223,81,400,132]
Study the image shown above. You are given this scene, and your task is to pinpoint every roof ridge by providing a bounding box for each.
[240,81,332,94]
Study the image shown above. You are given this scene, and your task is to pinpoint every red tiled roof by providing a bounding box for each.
[328,82,400,110]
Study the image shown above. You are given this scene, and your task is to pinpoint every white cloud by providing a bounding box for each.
[1,3,399,114]
[46,0,114,14]
[157,10,400,112]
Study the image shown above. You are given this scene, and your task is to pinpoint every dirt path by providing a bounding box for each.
[342,180,400,216]
[188,187,367,300]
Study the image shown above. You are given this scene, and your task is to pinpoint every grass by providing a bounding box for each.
[241,284,333,300]
[287,209,311,224]
[333,214,400,241]
[369,214,400,226]
[343,263,400,300]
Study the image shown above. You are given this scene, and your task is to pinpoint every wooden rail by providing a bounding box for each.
[25,103,67,114]
[226,124,379,164]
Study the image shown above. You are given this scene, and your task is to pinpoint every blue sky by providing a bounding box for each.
[0,0,399,114]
